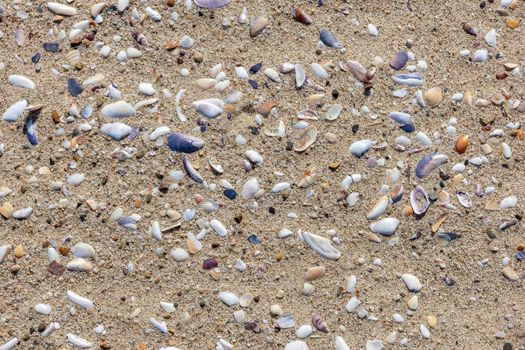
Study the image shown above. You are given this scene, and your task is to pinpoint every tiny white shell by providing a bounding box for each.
[8,75,35,90]
[67,290,94,309]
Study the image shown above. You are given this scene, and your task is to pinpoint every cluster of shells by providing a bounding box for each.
[0,0,524,349]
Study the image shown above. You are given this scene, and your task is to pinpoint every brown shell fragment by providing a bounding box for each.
[294,125,317,152]
[257,101,278,117]
[454,134,469,154]
[462,22,477,36]
[47,261,65,275]
[431,213,448,233]
[164,40,179,50]
[312,315,328,333]
[293,7,312,25]
[250,16,268,37]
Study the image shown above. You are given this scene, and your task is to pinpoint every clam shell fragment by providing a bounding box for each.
[294,126,317,152]
[302,231,341,260]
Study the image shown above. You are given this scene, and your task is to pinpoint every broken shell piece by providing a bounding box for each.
[456,192,472,208]
[366,196,389,220]
[294,126,317,152]
[410,185,430,215]
[302,231,341,260]
[325,104,342,121]
[415,154,448,178]
[369,218,400,236]
[101,101,136,118]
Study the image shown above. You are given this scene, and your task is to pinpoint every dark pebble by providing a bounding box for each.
[67,78,84,97]
[202,257,218,269]
[248,79,258,89]
[503,343,512,350]
[351,124,359,133]
[43,42,60,53]
[249,62,262,74]
[247,234,261,244]
[223,189,237,200]
[31,52,41,63]
[444,276,456,286]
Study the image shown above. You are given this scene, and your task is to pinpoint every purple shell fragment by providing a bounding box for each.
[415,154,448,179]
[167,132,204,153]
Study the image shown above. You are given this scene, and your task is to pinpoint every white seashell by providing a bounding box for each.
[302,231,341,260]
[102,101,136,118]
[90,3,106,17]
[170,248,189,261]
[295,64,306,88]
[67,290,94,309]
[367,23,379,36]
[264,68,281,82]
[179,35,194,49]
[415,131,432,146]
[272,182,290,193]
[366,340,384,350]
[83,74,104,87]
[138,83,156,95]
[150,318,168,333]
[48,247,60,262]
[48,2,77,16]
[99,45,111,58]
[0,338,18,350]
[499,196,517,209]
[501,142,512,159]
[285,341,308,350]
[160,301,176,313]
[208,63,222,78]
[346,275,357,293]
[472,49,488,62]
[278,228,293,239]
[349,139,372,157]
[35,303,52,315]
[117,0,129,12]
[345,296,361,312]
[69,28,83,40]
[235,67,249,80]
[150,126,170,141]
[0,246,11,264]
[296,325,312,339]
[175,89,187,122]
[347,192,359,207]
[67,173,85,186]
[8,75,35,90]
[235,258,247,271]
[72,243,95,259]
[217,339,234,350]
[218,292,239,306]
[101,123,132,141]
[3,100,27,122]
[145,7,161,21]
[193,100,223,119]
[420,324,431,339]
[245,150,263,165]
[210,219,228,237]
[335,336,350,350]
[242,177,259,199]
[366,195,389,220]
[325,104,342,120]
[370,217,400,236]
[484,29,497,48]
[401,273,422,292]
[281,62,295,73]
[151,221,162,240]
[67,258,93,272]
[215,80,230,91]
[196,78,217,89]
[224,91,243,104]
[126,47,141,58]
[134,98,158,110]
[67,333,92,348]
[13,207,33,219]
[310,62,329,79]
